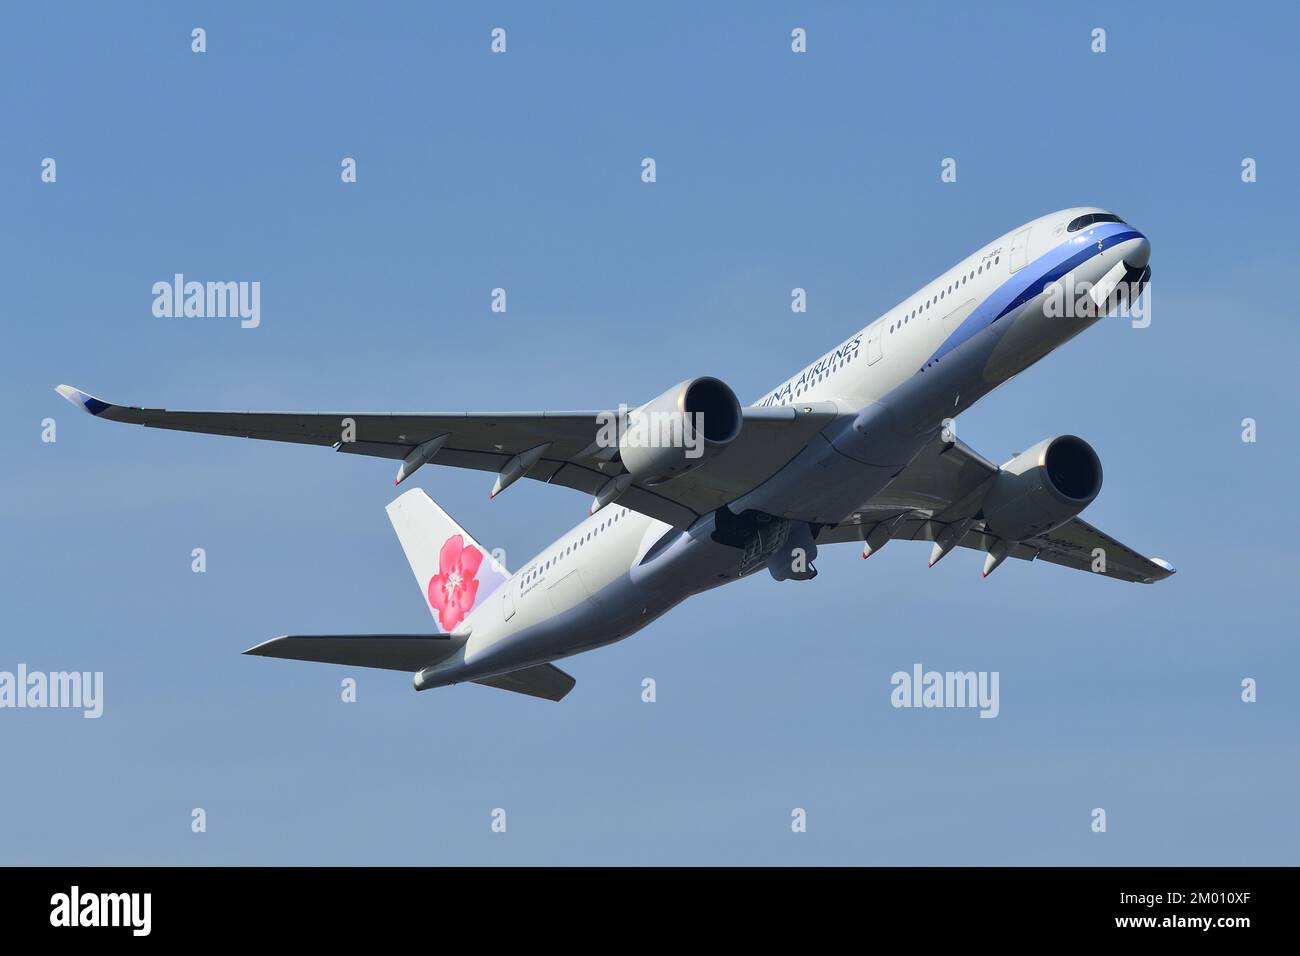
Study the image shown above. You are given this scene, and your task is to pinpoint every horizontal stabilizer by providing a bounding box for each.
[244,634,461,672]
[474,663,576,702]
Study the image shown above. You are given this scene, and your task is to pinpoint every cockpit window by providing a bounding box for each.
[1067,212,1124,232]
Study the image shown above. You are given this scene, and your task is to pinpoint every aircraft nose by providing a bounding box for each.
[1125,232,1151,270]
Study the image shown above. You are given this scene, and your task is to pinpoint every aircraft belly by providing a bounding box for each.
[470,572,677,675]
[983,293,1092,383]
[738,321,1024,526]
[773,453,908,526]
[548,570,590,614]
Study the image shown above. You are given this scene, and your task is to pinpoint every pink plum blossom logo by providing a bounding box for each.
[427,534,483,631]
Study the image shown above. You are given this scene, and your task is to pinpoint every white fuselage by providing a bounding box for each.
[418,208,1151,690]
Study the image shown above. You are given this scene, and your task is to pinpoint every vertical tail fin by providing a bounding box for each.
[385,488,510,632]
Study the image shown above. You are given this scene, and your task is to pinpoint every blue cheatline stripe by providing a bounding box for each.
[921,223,1144,370]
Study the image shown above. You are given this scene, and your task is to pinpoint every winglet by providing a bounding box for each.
[55,384,112,416]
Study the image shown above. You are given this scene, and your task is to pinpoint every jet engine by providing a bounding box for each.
[979,435,1102,542]
[618,377,742,485]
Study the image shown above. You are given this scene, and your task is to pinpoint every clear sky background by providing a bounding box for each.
[3,2,1296,865]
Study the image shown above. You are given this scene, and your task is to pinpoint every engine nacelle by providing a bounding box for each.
[618,377,742,485]
[979,435,1102,542]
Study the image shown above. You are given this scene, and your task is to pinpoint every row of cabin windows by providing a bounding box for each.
[771,249,1005,401]
[523,507,629,584]
[889,255,1001,334]
[783,344,862,403]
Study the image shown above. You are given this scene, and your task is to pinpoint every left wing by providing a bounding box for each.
[55,384,841,529]
[817,435,1175,584]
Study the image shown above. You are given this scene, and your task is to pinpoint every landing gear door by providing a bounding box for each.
[1009,227,1032,273]
[866,322,883,365]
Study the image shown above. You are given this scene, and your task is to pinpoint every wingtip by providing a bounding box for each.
[1151,557,1176,575]
[242,636,286,657]
[54,384,112,416]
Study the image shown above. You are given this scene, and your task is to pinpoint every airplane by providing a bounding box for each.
[56,206,1172,702]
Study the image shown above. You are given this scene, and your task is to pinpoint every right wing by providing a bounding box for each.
[55,384,841,530]
[817,435,1175,584]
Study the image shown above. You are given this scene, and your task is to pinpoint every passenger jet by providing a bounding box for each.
[57,207,1172,701]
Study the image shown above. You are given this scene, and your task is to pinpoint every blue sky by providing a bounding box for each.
[2,1,1297,864]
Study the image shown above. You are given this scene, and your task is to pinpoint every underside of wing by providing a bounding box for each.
[473,663,576,702]
[55,384,841,529]
[818,434,1175,584]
